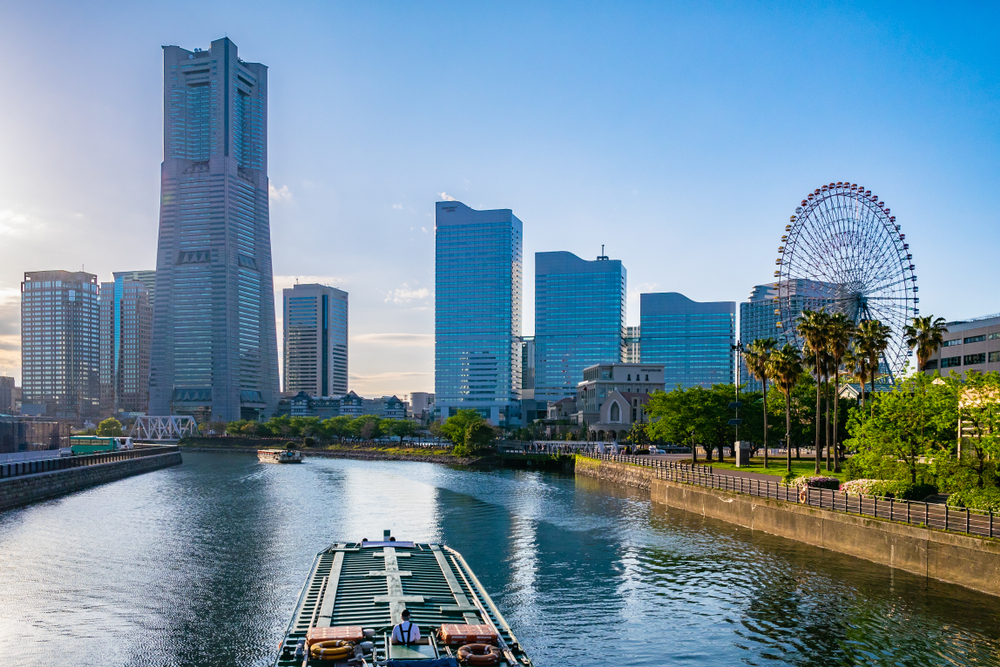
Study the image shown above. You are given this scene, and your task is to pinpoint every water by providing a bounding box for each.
[0,452,998,666]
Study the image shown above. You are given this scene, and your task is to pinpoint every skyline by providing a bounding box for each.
[1,2,999,396]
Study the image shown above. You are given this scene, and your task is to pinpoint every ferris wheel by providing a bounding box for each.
[774,181,918,383]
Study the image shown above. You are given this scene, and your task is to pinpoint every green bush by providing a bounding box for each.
[841,479,937,500]
[303,437,316,448]
[285,441,298,450]
[947,488,1000,512]
[792,476,841,490]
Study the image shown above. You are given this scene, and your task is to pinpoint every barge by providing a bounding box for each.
[259,449,305,464]
[275,531,533,666]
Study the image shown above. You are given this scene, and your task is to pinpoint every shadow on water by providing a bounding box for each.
[0,453,998,667]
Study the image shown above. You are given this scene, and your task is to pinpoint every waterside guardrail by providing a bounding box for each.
[0,445,180,480]
[586,453,997,540]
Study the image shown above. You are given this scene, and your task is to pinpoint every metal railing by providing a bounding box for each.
[585,453,997,540]
[0,445,179,480]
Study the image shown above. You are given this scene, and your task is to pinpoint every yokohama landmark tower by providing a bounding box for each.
[149,38,280,422]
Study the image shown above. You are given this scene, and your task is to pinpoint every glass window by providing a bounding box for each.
[964,335,986,344]
[989,352,1000,363]
[942,339,961,347]
[941,356,961,368]
[964,353,986,366]
[924,359,938,370]
[989,333,1000,340]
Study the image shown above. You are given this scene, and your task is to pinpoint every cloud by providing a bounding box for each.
[269,184,293,202]
[392,203,403,210]
[0,209,42,238]
[437,192,457,202]
[384,284,429,304]
[352,333,433,348]
[421,227,428,233]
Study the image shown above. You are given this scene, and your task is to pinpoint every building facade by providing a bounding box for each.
[283,283,349,397]
[640,292,735,389]
[520,336,538,424]
[0,377,14,415]
[534,251,626,405]
[625,326,641,364]
[434,200,522,426]
[574,362,666,425]
[99,271,154,417]
[923,315,1000,378]
[739,279,840,390]
[409,392,435,422]
[20,271,101,421]
[149,38,280,423]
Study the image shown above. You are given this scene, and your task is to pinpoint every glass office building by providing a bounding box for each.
[20,271,101,421]
[99,271,154,417]
[149,38,280,422]
[283,284,349,397]
[435,200,522,426]
[640,292,735,389]
[534,251,626,405]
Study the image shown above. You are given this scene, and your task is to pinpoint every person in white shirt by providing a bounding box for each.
[391,609,421,645]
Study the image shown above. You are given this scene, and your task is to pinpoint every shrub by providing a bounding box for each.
[947,488,1000,512]
[793,476,840,490]
[841,479,937,500]
[303,437,316,448]
[285,441,298,450]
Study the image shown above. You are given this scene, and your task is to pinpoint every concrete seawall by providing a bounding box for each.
[0,452,183,512]
[577,457,1000,598]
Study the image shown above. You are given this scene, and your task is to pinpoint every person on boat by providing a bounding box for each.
[391,609,421,645]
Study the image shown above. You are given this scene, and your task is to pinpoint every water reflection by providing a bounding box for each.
[0,453,997,667]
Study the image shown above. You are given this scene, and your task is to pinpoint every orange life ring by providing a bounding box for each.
[457,643,501,666]
[310,639,355,660]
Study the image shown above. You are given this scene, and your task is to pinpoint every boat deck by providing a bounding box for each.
[275,538,532,666]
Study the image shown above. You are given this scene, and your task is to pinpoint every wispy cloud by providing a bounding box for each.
[0,209,42,238]
[392,203,403,210]
[352,333,433,348]
[384,284,429,304]
[437,192,457,202]
[269,184,293,202]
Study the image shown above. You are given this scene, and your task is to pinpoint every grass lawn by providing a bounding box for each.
[680,457,850,481]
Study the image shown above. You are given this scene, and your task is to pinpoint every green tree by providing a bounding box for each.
[353,415,382,441]
[798,309,830,473]
[291,416,322,440]
[96,417,123,437]
[855,319,892,404]
[743,338,777,468]
[767,343,804,471]
[826,313,855,472]
[440,410,487,446]
[905,315,949,373]
[323,416,354,442]
[957,371,1000,489]
[456,420,495,456]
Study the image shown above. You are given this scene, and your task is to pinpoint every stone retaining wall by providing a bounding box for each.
[0,452,182,512]
[577,456,1000,598]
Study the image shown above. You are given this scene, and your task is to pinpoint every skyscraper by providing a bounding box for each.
[534,251,626,405]
[149,38,279,422]
[435,200,522,426]
[625,326,641,363]
[20,271,100,421]
[283,284,349,397]
[640,292,735,389]
[99,271,154,417]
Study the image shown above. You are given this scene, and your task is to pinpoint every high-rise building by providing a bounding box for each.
[435,200,522,426]
[20,271,100,421]
[520,336,538,424]
[640,292,735,389]
[283,283,348,397]
[99,271,154,417]
[739,279,840,390]
[0,377,14,414]
[625,326,641,364]
[922,314,1000,379]
[534,251,626,405]
[149,38,280,423]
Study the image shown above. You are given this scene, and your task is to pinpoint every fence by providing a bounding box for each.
[587,453,998,540]
[0,445,180,480]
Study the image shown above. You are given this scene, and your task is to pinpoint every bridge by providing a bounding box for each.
[128,416,198,443]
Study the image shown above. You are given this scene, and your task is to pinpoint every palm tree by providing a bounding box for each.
[744,338,777,468]
[844,344,868,408]
[825,313,855,472]
[905,315,949,373]
[856,319,892,403]
[767,344,803,472]
[798,309,830,474]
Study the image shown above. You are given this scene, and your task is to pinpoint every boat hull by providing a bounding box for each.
[257,449,304,464]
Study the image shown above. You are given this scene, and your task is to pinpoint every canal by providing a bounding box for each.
[0,452,998,666]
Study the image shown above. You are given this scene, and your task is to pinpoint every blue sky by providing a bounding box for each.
[0,1,997,396]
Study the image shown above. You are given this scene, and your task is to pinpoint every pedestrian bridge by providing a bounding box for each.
[128,416,198,443]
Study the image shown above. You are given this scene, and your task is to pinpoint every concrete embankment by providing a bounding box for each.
[179,441,487,466]
[0,451,182,512]
[577,457,1000,598]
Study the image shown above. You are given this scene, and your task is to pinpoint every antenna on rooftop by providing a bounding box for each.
[597,244,608,261]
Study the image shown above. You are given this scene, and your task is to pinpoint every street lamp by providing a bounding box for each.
[729,340,745,462]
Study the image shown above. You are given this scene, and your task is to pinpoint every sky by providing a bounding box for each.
[0,1,997,398]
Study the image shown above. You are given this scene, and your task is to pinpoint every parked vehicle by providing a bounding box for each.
[69,436,133,455]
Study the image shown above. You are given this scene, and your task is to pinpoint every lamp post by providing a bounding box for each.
[730,340,745,463]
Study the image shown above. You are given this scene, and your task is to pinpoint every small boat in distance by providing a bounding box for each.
[274,531,533,666]
[258,449,304,464]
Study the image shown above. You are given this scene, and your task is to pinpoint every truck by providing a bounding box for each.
[69,436,134,455]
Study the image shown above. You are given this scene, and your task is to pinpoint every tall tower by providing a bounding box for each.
[435,201,522,427]
[20,270,101,422]
[534,251,626,406]
[640,292,735,389]
[149,38,279,423]
[283,284,349,397]
[99,271,154,417]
